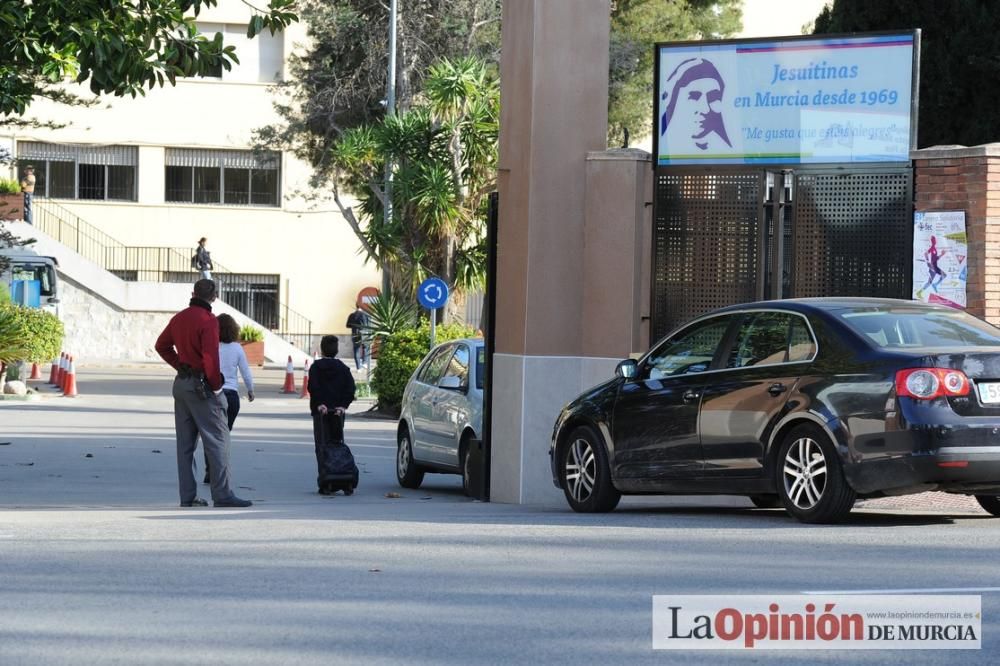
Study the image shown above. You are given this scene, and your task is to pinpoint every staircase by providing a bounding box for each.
[26,200,314,359]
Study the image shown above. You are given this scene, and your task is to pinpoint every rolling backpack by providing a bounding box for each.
[317,412,359,495]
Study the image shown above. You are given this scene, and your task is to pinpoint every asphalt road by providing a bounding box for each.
[1,366,999,665]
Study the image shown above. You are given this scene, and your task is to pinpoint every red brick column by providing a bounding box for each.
[912,144,1000,323]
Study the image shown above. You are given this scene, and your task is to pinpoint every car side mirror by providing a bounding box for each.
[438,375,463,391]
[615,359,638,379]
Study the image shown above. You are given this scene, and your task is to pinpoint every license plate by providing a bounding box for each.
[978,382,1000,404]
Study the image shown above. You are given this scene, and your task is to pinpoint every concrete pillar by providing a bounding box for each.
[491,0,613,505]
[912,144,1000,324]
[583,149,653,358]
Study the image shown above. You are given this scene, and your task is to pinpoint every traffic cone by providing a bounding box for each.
[280,355,296,393]
[61,355,71,393]
[300,359,311,398]
[55,353,66,389]
[29,362,41,380]
[62,356,78,397]
[48,357,59,385]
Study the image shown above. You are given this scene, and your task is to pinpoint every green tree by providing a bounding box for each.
[813,0,1000,147]
[257,0,499,181]
[609,0,742,146]
[0,0,299,118]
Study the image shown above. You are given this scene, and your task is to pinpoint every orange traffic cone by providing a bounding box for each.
[55,353,66,390]
[30,362,41,380]
[48,357,59,385]
[61,355,71,393]
[63,356,78,397]
[300,359,311,399]
[280,355,296,393]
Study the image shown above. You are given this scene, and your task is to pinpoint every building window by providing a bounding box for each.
[194,23,284,83]
[16,142,138,201]
[165,148,281,207]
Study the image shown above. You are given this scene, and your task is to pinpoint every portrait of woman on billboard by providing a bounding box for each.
[660,57,733,153]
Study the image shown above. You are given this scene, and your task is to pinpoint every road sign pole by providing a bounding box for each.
[430,308,436,348]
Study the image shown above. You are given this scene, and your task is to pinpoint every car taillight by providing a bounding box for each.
[895,368,970,400]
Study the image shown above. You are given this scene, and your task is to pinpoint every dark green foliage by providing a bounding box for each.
[813,0,1000,147]
[370,322,476,411]
[609,0,742,146]
[0,0,298,117]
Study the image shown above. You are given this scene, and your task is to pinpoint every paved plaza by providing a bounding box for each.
[1,366,999,664]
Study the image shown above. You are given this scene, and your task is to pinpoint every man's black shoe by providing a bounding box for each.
[214,496,253,508]
[180,498,209,507]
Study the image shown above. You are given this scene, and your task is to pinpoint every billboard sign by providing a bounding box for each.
[654,32,918,166]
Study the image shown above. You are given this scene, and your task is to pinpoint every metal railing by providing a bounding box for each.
[33,199,314,352]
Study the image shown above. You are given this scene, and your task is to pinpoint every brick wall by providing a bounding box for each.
[912,144,1000,324]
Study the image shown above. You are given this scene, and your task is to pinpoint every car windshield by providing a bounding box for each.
[839,308,1000,348]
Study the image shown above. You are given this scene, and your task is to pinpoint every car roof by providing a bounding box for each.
[713,297,949,316]
[433,337,485,349]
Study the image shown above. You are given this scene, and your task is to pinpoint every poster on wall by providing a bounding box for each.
[653,32,918,166]
[913,211,967,309]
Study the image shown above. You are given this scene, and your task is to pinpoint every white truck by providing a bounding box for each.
[1,248,61,318]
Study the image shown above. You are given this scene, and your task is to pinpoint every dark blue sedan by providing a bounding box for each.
[550,298,1000,523]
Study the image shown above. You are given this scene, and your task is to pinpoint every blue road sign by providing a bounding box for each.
[417,277,450,309]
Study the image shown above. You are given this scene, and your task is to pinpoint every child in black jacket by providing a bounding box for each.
[308,336,356,491]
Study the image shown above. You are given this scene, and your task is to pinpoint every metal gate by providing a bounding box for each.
[651,166,913,341]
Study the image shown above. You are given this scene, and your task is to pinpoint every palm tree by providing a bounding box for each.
[331,56,497,320]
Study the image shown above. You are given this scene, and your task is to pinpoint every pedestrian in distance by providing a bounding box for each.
[308,335,357,495]
[155,279,252,508]
[346,304,370,370]
[202,313,256,484]
[193,237,213,280]
[20,165,35,225]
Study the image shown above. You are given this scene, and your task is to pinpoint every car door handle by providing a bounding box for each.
[682,390,700,403]
[768,382,787,396]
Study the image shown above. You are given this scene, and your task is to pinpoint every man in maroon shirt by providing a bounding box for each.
[155,279,252,508]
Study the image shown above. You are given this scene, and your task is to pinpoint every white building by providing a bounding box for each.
[1,0,380,360]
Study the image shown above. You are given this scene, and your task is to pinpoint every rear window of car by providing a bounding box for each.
[476,346,485,390]
[839,309,1000,348]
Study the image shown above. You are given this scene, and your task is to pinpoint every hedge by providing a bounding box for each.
[371,321,477,412]
[0,303,64,364]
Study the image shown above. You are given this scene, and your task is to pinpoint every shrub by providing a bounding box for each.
[0,303,62,363]
[362,292,418,361]
[0,305,31,387]
[0,178,21,195]
[371,321,477,412]
[239,324,264,342]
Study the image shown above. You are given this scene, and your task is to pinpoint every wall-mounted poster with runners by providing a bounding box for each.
[913,210,967,309]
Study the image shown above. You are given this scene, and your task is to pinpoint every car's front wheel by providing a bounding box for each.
[396,427,425,489]
[975,495,1000,516]
[559,426,620,513]
[776,424,856,524]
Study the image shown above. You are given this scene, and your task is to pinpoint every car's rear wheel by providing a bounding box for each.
[749,494,781,509]
[460,434,474,497]
[975,495,1000,516]
[559,426,620,513]
[396,427,425,489]
[777,424,856,524]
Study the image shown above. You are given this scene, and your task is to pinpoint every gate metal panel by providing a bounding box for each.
[651,170,763,341]
[792,170,912,299]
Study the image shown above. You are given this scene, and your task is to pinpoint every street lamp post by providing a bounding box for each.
[382,0,398,296]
